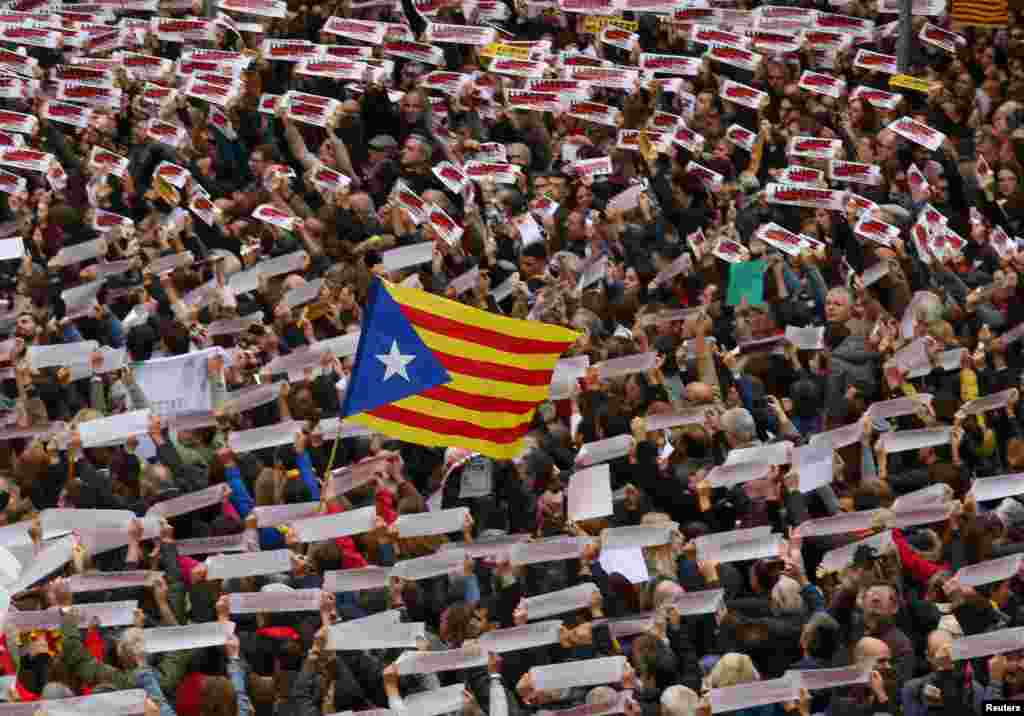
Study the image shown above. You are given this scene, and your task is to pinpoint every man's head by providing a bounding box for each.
[15,312,37,341]
[117,627,147,667]
[249,144,277,180]
[401,134,432,169]
[766,61,788,93]
[520,241,548,278]
[825,287,853,324]
[800,612,841,660]
[368,134,398,160]
[853,636,892,670]
[508,143,531,169]
[399,89,427,125]
[926,628,954,671]
[860,581,900,636]
[876,130,901,163]
[652,578,685,611]
[720,407,756,448]
[771,575,804,616]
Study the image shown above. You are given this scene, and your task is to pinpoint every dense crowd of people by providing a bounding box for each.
[0,0,1023,715]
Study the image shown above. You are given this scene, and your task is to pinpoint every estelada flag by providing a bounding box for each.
[951,0,1008,26]
[341,278,579,460]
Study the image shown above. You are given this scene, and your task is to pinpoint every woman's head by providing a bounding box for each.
[709,653,759,688]
[200,676,238,716]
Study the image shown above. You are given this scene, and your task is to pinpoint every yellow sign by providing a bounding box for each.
[582,15,639,33]
[889,74,940,93]
[479,42,531,60]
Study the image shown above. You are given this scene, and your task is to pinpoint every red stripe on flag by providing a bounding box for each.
[399,304,574,355]
[418,385,538,415]
[434,350,554,386]
[367,403,533,444]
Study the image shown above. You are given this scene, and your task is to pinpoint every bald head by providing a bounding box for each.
[653,580,685,611]
[686,382,714,404]
[854,637,891,667]
[927,629,954,668]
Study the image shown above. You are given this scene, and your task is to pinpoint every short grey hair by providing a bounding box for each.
[771,575,804,616]
[117,627,146,666]
[721,408,756,445]
[662,685,700,716]
[407,134,433,162]
[587,686,618,705]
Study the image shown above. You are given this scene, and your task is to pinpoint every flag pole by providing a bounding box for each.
[897,0,913,72]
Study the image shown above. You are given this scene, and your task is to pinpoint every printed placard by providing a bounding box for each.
[0,24,60,48]
[755,222,805,256]
[849,84,903,110]
[488,57,544,77]
[0,110,33,136]
[919,22,964,54]
[261,38,317,62]
[506,89,560,113]
[425,22,495,44]
[766,183,847,211]
[427,203,463,246]
[153,17,215,42]
[691,24,749,48]
[617,129,668,154]
[672,124,706,153]
[0,168,24,195]
[779,165,825,186]
[566,99,621,127]
[42,101,91,129]
[887,116,946,151]
[830,160,882,185]
[713,238,746,264]
[787,136,842,160]
[600,25,637,50]
[154,161,189,189]
[146,120,187,148]
[705,44,762,72]
[813,11,874,41]
[119,52,173,80]
[685,160,724,190]
[383,39,444,65]
[218,0,286,16]
[725,124,756,152]
[798,70,846,98]
[750,29,803,54]
[527,78,590,99]
[421,70,472,94]
[855,216,900,246]
[393,182,428,223]
[566,65,638,91]
[571,155,613,179]
[639,52,700,76]
[720,79,768,110]
[252,204,297,231]
[184,76,240,106]
[853,49,898,74]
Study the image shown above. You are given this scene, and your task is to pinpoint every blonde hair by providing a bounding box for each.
[709,653,760,688]
[662,685,700,716]
[641,512,678,579]
[771,575,804,615]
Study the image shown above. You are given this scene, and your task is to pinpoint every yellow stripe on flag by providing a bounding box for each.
[386,281,580,346]
[446,372,551,404]
[348,413,531,460]
[395,395,534,430]
[416,327,562,372]
[951,0,1008,25]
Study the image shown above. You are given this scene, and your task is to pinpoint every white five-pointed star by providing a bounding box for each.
[376,340,416,382]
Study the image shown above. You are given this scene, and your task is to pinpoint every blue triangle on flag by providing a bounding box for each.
[340,278,452,418]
